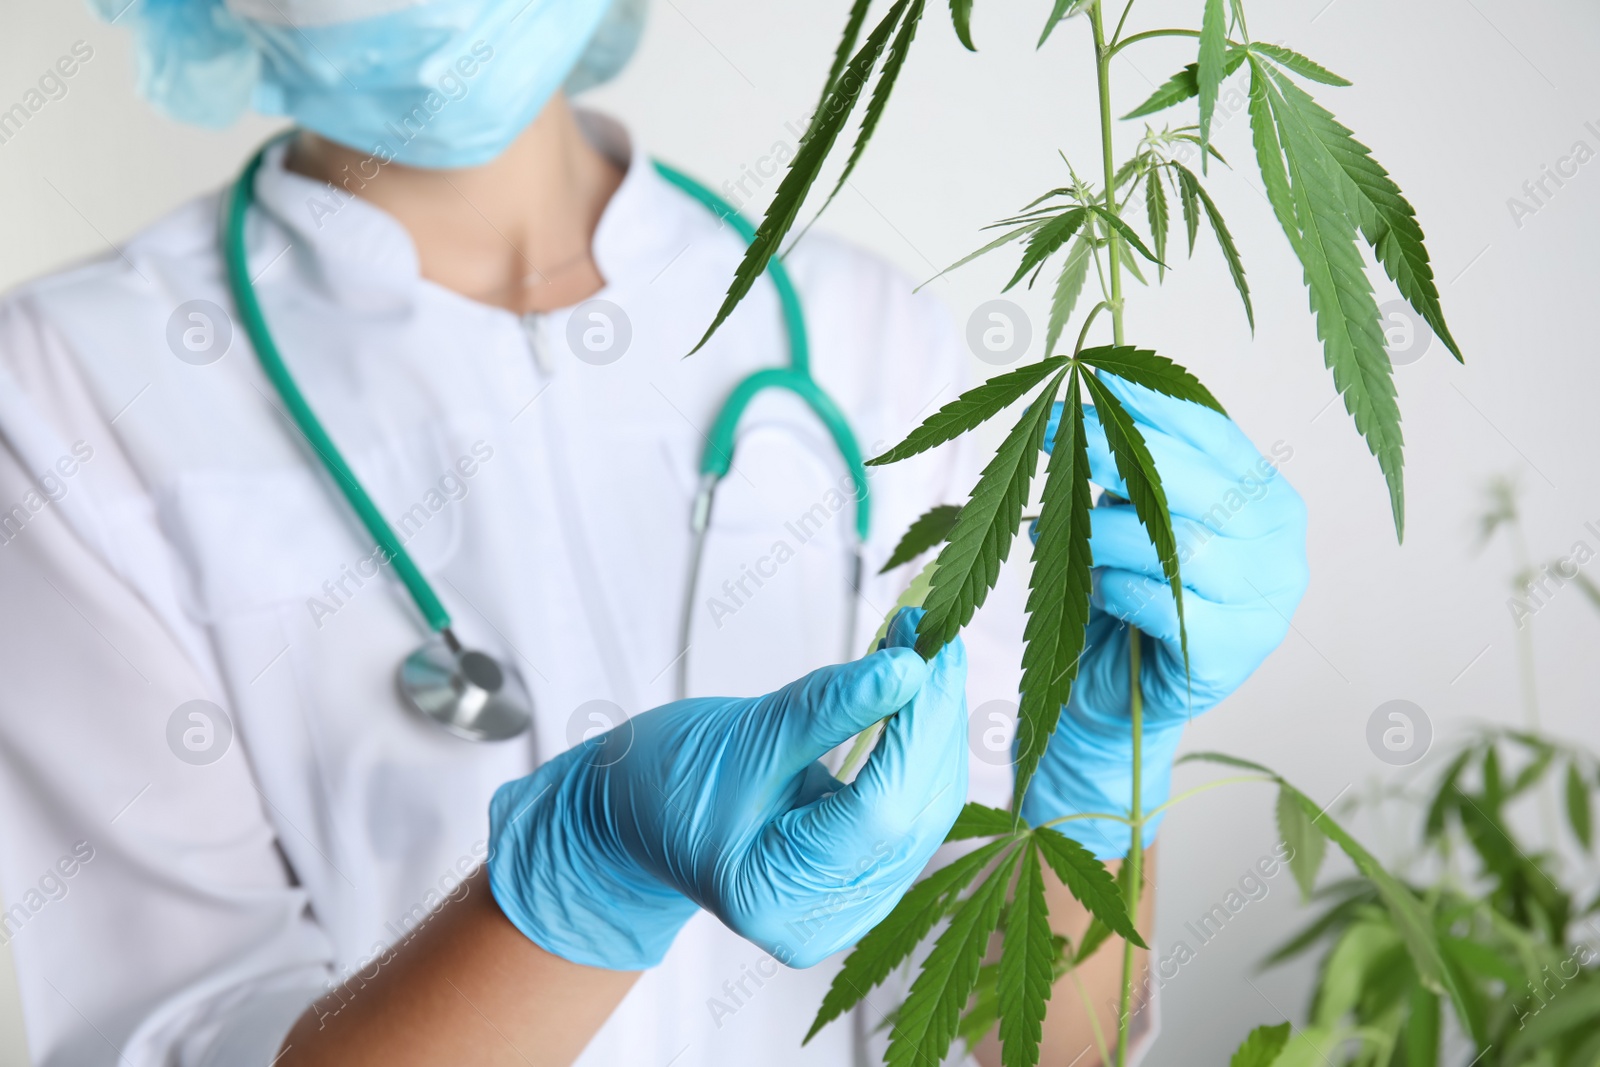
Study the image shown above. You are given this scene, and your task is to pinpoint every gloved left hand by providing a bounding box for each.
[1021,374,1308,858]
[488,608,967,970]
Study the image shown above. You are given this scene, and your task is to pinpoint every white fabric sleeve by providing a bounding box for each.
[0,299,335,1067]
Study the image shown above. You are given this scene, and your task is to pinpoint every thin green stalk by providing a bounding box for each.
[1094,15,1124,347]
[1070,967,1115,1067]
[1109,0,1140,47]
[1038,810,1135,829]
[1092,7,1146,1064]
[1507,517,1557,843]
[1074,301,1111,355]
[1117,638,1144,1065]
[1107,27,1200,58]
[1139,774,1276,821]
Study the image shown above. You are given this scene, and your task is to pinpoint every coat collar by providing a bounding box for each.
[245,110,695,311]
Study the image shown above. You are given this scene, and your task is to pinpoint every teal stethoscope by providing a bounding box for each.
[223,142,871,742]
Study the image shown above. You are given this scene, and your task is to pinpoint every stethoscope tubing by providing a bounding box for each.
[225,137,871,726]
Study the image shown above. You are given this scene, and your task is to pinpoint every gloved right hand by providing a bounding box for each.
[1020,376,1308,859]
[488,609,968,971]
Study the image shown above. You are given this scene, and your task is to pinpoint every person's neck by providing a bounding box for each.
[286,94,625,315]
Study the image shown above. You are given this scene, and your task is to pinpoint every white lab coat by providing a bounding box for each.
[0,111,1056,1066]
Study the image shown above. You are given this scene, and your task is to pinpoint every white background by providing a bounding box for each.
[1,0,1597,1063]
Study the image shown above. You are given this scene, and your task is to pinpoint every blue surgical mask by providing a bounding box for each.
[564,0,647,96]
[93,0,643,168]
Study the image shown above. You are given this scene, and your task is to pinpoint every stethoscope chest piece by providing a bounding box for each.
[398,632,533,742]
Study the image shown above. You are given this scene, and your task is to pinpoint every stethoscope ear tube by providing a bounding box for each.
[224,146,454,636]
[657,161,872,700]
[224,142,872,734]
[224,141,533,742]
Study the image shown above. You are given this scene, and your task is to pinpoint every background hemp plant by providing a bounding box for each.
[694,2,1467,1065]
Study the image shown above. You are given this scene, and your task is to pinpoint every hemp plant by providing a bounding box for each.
[693,2,1467,1065]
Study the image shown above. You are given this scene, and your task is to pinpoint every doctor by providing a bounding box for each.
[0,1,1308,1065]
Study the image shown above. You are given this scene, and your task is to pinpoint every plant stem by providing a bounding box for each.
[1074,301,1111,355]
[1109,0,1141,47]
[1038,810,1135,829]
[1107,27,1201,58]
[1117,636,1144,1066]
[1092,7,1146,1064]
[1093,15,1124,348]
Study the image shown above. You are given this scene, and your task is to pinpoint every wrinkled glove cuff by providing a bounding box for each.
[488,759,698,971]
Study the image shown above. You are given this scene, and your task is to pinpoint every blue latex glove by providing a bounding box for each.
[489,609,968,970]
[1021,375,1308,858]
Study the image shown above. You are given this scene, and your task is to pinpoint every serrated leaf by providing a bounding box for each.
[959,937,1063,1050]
[1423,747,1472,839]
[1280,786,1476,1041]
[1037,0,1092,47]
[1122,50,1248,120]
[1263,67,1462,363]
[1112,151,1149,192]
[1012,370,1092,810]
[1172,162,1254,330]
[924,219,1047,289]
[1146,169,1169,280]
[814,0,928,225]
[1178,166,1201,255]
[1505,984,1600,1056]
[916,370,1067,659]
[1184,754,1475,1039]
[1125,64,1203,121]
[1072,851,1136,964]
[1456,798,1518,884]
[805,836,1014,1042]
[1033,827,1146,948]
[1506,743,1553,797]
[1088,204,1165,267]
[1075,345,1227,414]
[957,961,1001,1049]
[1259,61,1405,538]
[1229,1022,1292,1067]
[948,802,1021,842]
[997,847,1054,1067]
[885,850,1019,1067]
[1567,759,1593,849]
[1272,1026,1344,1067]
[1261,884,1377,966]
[1482,743,1502,808]
[1440,933,1523,987]
[881,504,962,574]
[1228,0,1248,35]
[1043,236,1093,356]
[815,0,874,113]
[1312,919,1401,1027]
[1198,0,1229,166]
[1005,209,1089,291]
[1249,42,1351,86]
[871,357,1069,467]
[1276,783,1327,899]
[949,0,975,49]
[691,0,909,353]
[1116,235,1150,286]
[1079,373,1188,663]
[1247,59,1301,256]
[1073,917,1112,965]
